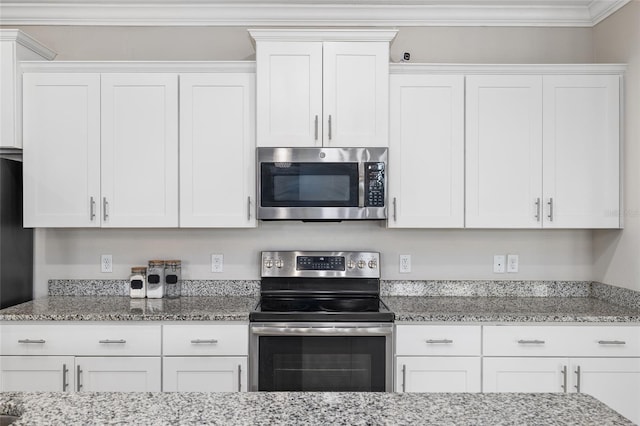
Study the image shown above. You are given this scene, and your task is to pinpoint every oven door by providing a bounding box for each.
[249,322,393,392]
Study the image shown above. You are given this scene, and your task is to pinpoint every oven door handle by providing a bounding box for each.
[251,326,392,336]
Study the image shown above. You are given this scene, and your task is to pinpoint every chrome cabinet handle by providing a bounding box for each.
[328,115,332,141]
[426,339,453,344]
[393,197,397,222]
[314,115,319,141]
[535,198,541,222]
[103,197,109,221]
[517,339,545,344]
[190,339,218,344]
[247,196,251,221]
[238,364,242,392]
[402,364,406,392]
[99,339,126,344]
[62,363,69,391]
[77,365,83,391]
[547,198,554,221]
[598,340,626,345]
[561,365,567,393]
[90,197,96,220]
[18,339,46,344]
[574,365,581,393]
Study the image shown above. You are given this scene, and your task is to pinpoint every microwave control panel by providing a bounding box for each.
[365,162,385,207]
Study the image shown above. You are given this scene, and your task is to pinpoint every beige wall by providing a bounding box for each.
[2,24,605,297]
[593,1,640,292]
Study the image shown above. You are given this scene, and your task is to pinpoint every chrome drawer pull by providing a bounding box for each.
[517,339,545,344]
[598,340,626,345]
[426,339,453,344]
[99,339,126,344]
[190,339,218,344]
[18,339,46,344]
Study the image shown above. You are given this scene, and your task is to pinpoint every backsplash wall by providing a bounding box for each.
[33,224,594,298]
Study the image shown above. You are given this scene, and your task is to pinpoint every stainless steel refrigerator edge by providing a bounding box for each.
[0,158,33,309]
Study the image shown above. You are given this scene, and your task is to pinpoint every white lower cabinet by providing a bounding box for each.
[162,323,249,392]
[163,357,247,392]
[396,356,481,392]
[483,325,640,424]
[0,355,74,391]
[76,357,161,392]
[395,325,481,392]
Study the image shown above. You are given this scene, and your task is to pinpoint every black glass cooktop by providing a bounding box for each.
[250,296,394,322]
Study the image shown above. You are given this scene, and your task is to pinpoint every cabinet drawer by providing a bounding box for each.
[163,323,248,356]
[396,325,481,356]
[0,323,161,356]
[483,325,640,357]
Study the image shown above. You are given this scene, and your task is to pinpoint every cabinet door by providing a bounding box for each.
[323,42,389,147]
[0,356,74,391]
[571,358,640,424]
[101,74,179,227]
[76,356,161,392]
[396,357,480,392]
[256,42,323,147]
[389,75,464,228]
[542,75,620,228]
[163,356,247,392]
[466,75,543,228]
[180,74,256,227]
[483,357,568,393]
[23,73,101,227]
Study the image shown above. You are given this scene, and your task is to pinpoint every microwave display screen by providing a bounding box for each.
[261,163,358,207]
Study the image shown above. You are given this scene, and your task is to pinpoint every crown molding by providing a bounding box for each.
[0,1,632,27]
[0,29,57,60]
[249,29,398,42]
[390,63,627,75]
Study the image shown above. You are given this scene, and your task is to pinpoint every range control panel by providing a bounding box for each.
[261,251,380,278]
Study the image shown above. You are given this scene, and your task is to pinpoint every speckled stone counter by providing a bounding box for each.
[385,296,640,322]
[0,391,633,425]
[0,296,258,321]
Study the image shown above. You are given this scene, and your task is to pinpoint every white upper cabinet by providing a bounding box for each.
[179,73,256,227]
[465,72,620,229]
[542,75,620,229]
[101,74,179,227]
[251,29,396,148]
[23,73,101,228]
[389,74,464,228]
[466,75,543,228]
[0,30,55,150]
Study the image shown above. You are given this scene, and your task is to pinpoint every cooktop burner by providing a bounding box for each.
[250,251,394,323]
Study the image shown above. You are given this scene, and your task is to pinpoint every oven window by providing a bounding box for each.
[258,336,386,392]
[261,163,358,207]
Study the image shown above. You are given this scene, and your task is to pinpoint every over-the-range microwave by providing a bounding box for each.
[257,147,387,221]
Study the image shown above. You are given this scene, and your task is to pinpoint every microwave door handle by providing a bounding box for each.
[358,163,365,208]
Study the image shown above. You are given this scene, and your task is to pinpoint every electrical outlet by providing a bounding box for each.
[399,255,411,273]
[493,255,506,273]
[507,254,519,273]
[211,254,224,273]
[101,254,112,273]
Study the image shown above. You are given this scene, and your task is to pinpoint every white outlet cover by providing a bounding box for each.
[507,254,519,273]
[101,254,112,273]
[399,254,411,273]
[211,254,224,273]
[493,255,506,273]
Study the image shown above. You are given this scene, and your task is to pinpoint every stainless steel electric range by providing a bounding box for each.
[249,251,394,392]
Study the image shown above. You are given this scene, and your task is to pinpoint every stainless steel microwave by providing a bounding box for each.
[257,147,387,221]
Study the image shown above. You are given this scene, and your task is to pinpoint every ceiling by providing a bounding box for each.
[0,0,631,27]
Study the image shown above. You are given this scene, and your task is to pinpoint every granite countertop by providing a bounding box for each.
[0,296,258,321]
[384,296,640,323]
[0,391,633,425]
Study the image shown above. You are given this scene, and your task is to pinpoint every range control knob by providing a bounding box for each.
[275,259,284,269]
[347,260,356,269]
[368,260,378,269]
[357,260,366,269]
[264,259,273,269]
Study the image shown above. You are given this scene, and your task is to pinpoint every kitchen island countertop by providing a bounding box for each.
[1,295,639,322]
[0,391,634,425]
